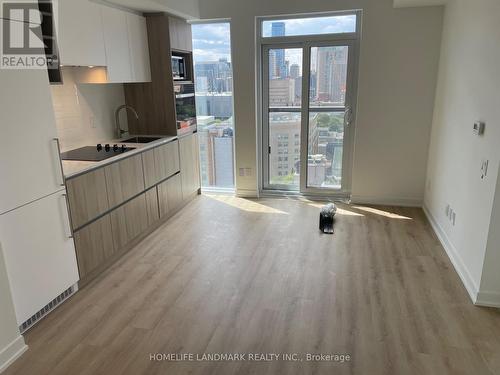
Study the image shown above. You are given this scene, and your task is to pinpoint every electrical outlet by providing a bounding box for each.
[89,115,96,129]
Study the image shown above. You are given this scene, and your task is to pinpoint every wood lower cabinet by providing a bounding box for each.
[105,154,145,207]
[179,133,200,200]
[66,168,109,230]
[109,192,158,249]
[157,140,180,180]
[73,214,114,279]
[142,140,180,189]
[68,137,197,286]
[157,173,183,218]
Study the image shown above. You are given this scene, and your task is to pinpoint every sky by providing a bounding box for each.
[192,23,232,63]
[262,15,356,37]
[192,15,356,67]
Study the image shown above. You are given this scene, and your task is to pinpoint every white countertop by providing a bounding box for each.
[62,135,178,179]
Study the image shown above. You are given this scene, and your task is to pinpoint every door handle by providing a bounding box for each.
[53,138,65,187]
[61,193,74,239]
[344,106,353,127]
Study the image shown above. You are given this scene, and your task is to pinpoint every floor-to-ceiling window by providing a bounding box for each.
[192,22,235,190]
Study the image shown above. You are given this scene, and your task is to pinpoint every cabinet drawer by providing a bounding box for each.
[142,141,180,189]
[66,168,109,230]
[73,214,114,279]
[105,154,145,207]
[157,140,180,179]
[110,192,157,249]
[157,173,183,219]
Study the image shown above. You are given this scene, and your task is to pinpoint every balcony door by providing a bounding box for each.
[260,13,360,196]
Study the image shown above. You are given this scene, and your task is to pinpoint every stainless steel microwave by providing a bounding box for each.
[172,55,187,81]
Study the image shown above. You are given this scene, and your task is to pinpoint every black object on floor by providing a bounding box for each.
[319,203,337,234]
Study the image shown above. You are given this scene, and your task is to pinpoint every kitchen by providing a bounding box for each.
[0,0,200,363]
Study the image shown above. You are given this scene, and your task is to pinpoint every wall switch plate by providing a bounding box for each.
[473,121,485,136]
[481,159,489,179]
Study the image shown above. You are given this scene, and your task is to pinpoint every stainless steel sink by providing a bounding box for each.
[120,136,162,143]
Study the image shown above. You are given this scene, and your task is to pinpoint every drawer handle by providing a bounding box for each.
[61,193,74,239]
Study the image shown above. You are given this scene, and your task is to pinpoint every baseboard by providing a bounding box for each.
[236,189,258,198]
[0,335,27,373]
[476,291,500,308]
[351,195,423,207]
[422,205,479,304]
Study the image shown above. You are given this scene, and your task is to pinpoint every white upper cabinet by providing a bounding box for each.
[101,6,133,83]
[58,0,106,66]
[126,13,152,82]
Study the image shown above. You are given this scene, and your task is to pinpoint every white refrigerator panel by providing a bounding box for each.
[0,67,64,215]
[0,191,79,325]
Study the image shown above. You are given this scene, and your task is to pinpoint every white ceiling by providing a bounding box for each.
[102,0,200,19]
[394,0,447,7]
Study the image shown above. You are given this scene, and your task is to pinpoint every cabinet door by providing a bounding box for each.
[157,173,182,219]
[58,0,106,66]
[0,63,64,215]
[0,191,79,325]
[109,193,152,249]
[126,13,151,82]
[157,140,180,180]
[73,214,114,280]
[66,168,109,230]
[179,133,201,200]
[105,154,145,207]
[101,5,133,82]
[168,16,192,51]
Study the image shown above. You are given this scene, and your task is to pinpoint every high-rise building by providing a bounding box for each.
[197,116,234,187]
[195,93,233,118]
[194,58,233,93]
[289,64,300,79]
[269,22,287,78]
[269,78,296,107]
[269,113,301,183]
[315,47,347,104]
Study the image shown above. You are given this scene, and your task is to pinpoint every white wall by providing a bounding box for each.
[424,0,500,305]
[198,0,443,201]
[51,67,127,152]
[0,244,27,373]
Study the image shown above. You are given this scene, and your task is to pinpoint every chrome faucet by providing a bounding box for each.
[115,104,139,138]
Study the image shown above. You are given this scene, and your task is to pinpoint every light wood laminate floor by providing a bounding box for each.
[5,195,500,375]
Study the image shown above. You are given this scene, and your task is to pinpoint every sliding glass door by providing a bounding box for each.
[260,12,360,196]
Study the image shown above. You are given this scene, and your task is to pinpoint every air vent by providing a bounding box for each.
[19,286,76,334]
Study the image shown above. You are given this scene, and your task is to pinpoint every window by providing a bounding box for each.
[262,14,356,38]
[192,22,235,189]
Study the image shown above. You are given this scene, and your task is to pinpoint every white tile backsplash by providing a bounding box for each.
[51,67,128,152]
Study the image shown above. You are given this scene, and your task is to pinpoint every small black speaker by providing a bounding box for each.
[319,203,337,234]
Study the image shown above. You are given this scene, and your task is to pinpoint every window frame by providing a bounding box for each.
[256,10,362,197]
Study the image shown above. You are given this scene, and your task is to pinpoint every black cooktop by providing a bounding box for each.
[61,145,136,162]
